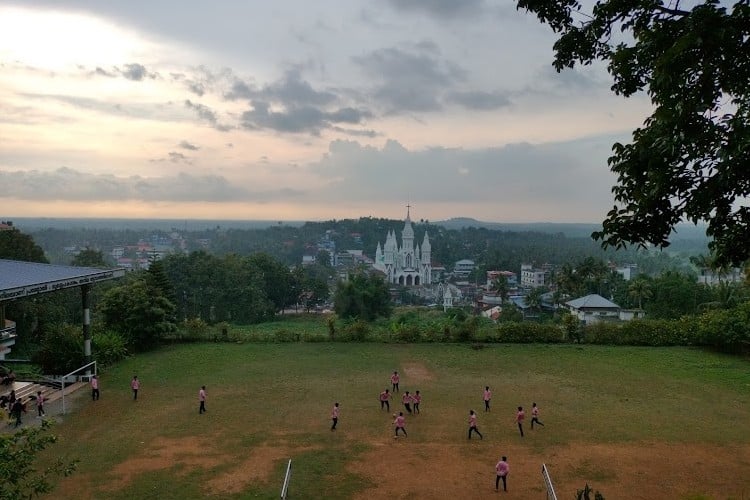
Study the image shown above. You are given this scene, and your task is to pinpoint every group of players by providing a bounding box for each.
[328,370,547,492]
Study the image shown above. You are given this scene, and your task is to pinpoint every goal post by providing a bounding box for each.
[541,463,558,500]
[280,458,292,499]
[60,360,97,414]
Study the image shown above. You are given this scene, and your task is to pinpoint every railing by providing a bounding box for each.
[0,324,16,339]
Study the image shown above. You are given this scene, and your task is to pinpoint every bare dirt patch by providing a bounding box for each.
[206,441,318,495]
[102,436,225,491]
[402,363,435,383]
[349,440,750,499]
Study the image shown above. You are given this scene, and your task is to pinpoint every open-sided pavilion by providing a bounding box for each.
[0,259,125,360]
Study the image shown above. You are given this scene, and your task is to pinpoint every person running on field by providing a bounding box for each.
[391,371,400,392]
[484,386,492,412]
[331,402,340,431]
[516,406,525,437]
[468,410,483,439]
[412,390,421,414]
[380,389,392,411]
[394,411,407,437]
[199,386,207,414]
[495,456,509,491]
[402,391,413,414]
[531,402,545,429]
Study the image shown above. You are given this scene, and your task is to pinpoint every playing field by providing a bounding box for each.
[41,343,750,499]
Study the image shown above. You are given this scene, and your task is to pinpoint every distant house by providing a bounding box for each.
[486,270,518,289]
[615,263,639,281]
[453,259,475,277]
[565,294,620,324]
[520,264,548,288]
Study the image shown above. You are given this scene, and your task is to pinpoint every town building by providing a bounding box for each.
[373,209,432,286]
[520,264,547,288]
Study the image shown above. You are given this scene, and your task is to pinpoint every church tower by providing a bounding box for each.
[372,206,432,286]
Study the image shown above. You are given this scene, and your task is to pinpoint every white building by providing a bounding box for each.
[565,294,621,325]
[520,264,547,288]
[453,259,475,277]
[373,209,432,286]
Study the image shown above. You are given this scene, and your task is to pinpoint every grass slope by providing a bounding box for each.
[40,344,750,499]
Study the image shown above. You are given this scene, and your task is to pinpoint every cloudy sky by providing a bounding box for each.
[0,1,653,223]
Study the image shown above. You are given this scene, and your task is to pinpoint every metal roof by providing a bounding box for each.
[0,259,126,302]
[565,293,620,309]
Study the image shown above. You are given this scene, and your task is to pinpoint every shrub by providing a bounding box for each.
[92,329,128,367]
[341,319,370,342]
[273,329,300,342]
[493,322,565,343]
[32,324,85,375]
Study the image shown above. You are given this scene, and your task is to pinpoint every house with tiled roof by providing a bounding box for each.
[565,294,621,325]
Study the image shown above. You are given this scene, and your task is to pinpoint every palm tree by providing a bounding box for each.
[525,287,544,314]
[493,275,510,305]
[628,278,653,310]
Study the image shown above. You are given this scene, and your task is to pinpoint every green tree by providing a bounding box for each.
[71,248,106,267]
[518,0,750,266]
[334,272,392,321]
[628,277,654,310]
[492,275,510,304]
[0,420,77,500]
[99,275,176,351]
[525,287,545,315]
[0,228,47,262]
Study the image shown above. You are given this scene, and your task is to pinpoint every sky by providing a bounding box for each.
[0,0,654,223]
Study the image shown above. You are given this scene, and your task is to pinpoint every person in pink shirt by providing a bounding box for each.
[35,390,46,418]
[331,402,340,431]
[131,375,140,400]
[516,406,525,437]
[484,386,492,412]
[199,386,207,414]
[468,410,483,439]
[91,375,100,401]
[402,391,413,414]
[391,371,400,392]
[379,389,392,411]
[531,402,545,429]
[393,411,407,437]
[495,456,509,491]
[412,390,421,414]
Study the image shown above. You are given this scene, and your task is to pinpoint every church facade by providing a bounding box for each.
[373,210,432,286]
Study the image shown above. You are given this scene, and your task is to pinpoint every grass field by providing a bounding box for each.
[39,343,750,499]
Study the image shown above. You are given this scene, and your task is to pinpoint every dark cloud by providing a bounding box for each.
[354,46,466,112]
[0,167,300,203]
[240,101,372,134]
[225,79,255,100]
[94,67,116,78]
[178,141,200,150]
[184,99,232,131]
[385,0,486,19]
[168,152,190,163]
[307,136,619,216]
[121,63,157,81]
[261,69,337,106]
[330,126,379,138]
[446,90,512,110]
[20,93,182,122]
[225,69,337,107]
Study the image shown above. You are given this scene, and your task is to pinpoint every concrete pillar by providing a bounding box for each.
[82,285,91,364]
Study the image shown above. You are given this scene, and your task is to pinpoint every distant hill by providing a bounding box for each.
[433,217,709,242]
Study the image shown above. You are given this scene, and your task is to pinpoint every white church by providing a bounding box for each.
[373,209,432,286]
